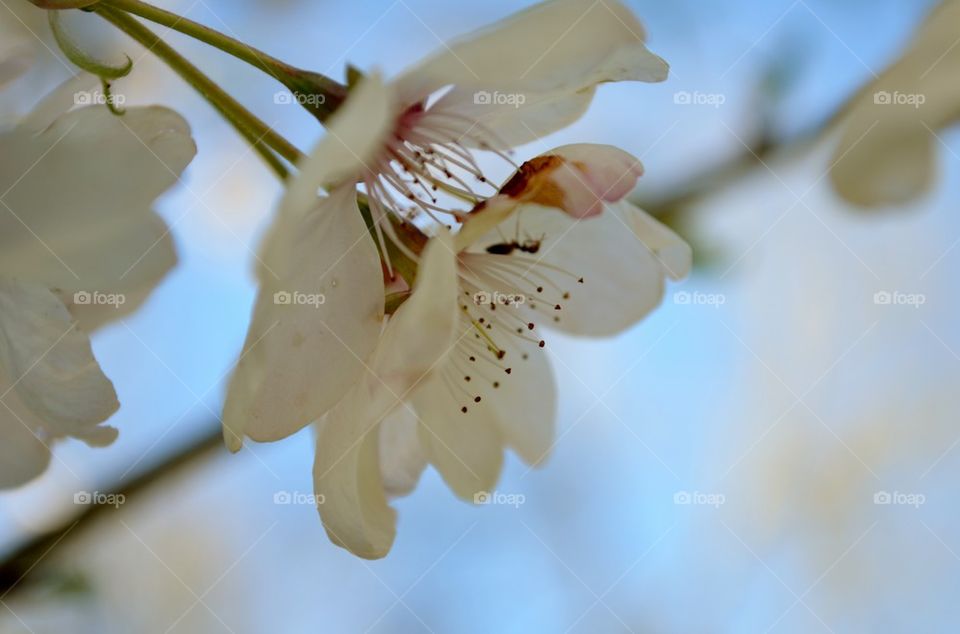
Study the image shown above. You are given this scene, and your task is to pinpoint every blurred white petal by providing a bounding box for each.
[831,0,960,207]
[0,278,118,442]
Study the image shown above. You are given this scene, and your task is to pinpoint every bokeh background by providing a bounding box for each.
[1,0,958,631]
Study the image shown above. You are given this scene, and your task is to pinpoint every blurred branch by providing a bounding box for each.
[634,125,820,270]
[0,425,224,596]
[634,37,852,270]
[640,134,777,217]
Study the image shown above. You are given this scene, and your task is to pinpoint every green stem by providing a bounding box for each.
[94,6,302,178]
[100,0,347,121]
[103,0,292,76]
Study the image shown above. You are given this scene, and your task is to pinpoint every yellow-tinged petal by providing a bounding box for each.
[378,405,427,497]
[313,232,458,558]
[313,406,397,560]
[223,185,383,450]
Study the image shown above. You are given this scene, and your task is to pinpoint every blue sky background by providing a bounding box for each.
[1,0,958,632]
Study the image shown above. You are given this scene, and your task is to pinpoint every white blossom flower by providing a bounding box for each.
[355,0,668,244]
[222,0,682,558]
[224,0,669,448]
[311,145,689,558]
[416,148,688,485]
[0,76,195,487]
[830,0,960,207]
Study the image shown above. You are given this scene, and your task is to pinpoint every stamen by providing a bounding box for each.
[460,303,504,359]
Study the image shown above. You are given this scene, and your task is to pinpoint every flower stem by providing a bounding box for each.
[99,0,347,121]
[94,5,302,178]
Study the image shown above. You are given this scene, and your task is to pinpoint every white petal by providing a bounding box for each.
[458,329,555,467]
[411,364,504,501]
[20,74,98,133]
[628,202,692,282]
[312,232,459,558]
[410,247,562,495]
[365,230,459,397]
[426,86,596,149]
[378,404,427,497]
[257,73,393,283]
[465,201,689,337]
[222,185,384,450]
[411,288,558,495]
[830,0,960,207]
[455,144,643,251]
[395,0,667,143]
[276,73,394,230]
[397,0,666,96]
[0,106,191,308]
[0,403,51,489]
[546,144,645,217]
[0,278,118,441]
[455,196,522,253]
[313,402,397,560]
[0,367,55,489]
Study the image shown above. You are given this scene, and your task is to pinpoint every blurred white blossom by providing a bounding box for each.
[831,0,960,207]
[0,75,195,488]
